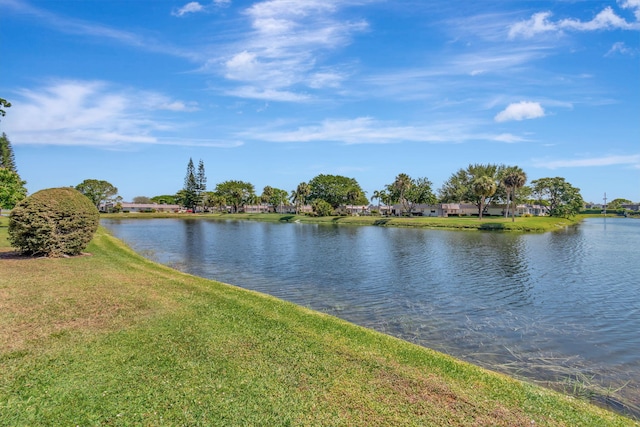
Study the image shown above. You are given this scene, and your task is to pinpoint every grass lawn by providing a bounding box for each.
[101,211,579,233]
[0,216,636,426]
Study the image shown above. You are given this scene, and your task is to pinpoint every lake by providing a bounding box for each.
[102,216,640,417]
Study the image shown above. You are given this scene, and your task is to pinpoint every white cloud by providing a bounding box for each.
[172,2,205,17]
[534,154,640,169]
[495,101,545,122]
[508,12,557,39]
[2,80,227,147]
[508,5,640,39]
[606,41,636,56]
[620,0,640,20]
[225,86,311,102]
[493,133,527,143]
[241,117,521,145]
[215,0,369,101]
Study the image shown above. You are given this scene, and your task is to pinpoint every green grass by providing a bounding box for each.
[0,216,636,426]
[101,211,579,232]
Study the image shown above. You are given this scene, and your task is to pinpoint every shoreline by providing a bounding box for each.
[101,211,582,233]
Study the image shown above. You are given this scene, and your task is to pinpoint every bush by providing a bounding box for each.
[311,199,334,217]
[8,187,99,257]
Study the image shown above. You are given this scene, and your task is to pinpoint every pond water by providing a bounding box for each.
[102,217,640,417]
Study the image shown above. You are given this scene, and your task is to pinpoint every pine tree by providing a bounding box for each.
[181,158,199,212]
[0,133,17,172]
[196,159,207,210]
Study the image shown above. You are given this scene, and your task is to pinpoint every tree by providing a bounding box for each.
[385,174,436,216]
[0,167,27,210]
[531,177,584,218]
[150,194,177,205]
[307,174,368,209]
[371,189,383,214]
[0,133,17,172]
[196,159,207,210]
[291,182,311,214]
[203,191,226,212]
[261,186,289,212]
[439,163,505,216]
[214,180,255,213]
[501,166,527,221]
[311,199,333,217]
[132,196,152,204]
[180,158,199,212]
[608,198,632,210]
[0,97,10,118]
[75,179,118,209]
[473,175,497,220]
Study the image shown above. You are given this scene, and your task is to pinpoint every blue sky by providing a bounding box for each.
[1,0,639,204]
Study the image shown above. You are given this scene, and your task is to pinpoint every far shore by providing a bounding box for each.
[100,211,584,233]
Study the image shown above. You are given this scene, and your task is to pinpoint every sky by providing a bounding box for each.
[1,0,639,204]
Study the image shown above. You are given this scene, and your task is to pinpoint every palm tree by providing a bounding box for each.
[502,167,527,221]
[291,182,310,214]
[392,173,412,215]
[371,190,382,215]
[473,175,497,220]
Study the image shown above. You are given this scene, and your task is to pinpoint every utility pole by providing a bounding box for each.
[603,192,607,216]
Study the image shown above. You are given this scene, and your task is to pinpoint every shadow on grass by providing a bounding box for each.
[479,222,506,230]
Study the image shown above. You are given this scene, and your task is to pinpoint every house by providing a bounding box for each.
[243,204,273,214]
[101,202,181,213]
[336,205,371,216]
[622,203,640,212]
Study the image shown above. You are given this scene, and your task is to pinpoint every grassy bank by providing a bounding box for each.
[101,212,578,232]
[0,217,635,426]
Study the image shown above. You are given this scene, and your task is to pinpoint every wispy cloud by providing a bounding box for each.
[606,41,637,56]
[171,0,230,17]
[2,0,201,60]
[509,3,640,39]
[241,117,526,145]
[535,154,640,169]
[495,101,545,122]
[172,2,205,17]
[4,80,239,148]
[212,0,369,101]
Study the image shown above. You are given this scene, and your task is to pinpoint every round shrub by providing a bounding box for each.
[8,187,99,257]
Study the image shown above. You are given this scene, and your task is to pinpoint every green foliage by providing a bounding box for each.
[608,198,632,210]
[311,199,334,216]
[8,187,99,256]
[500,166,528,221]
[0,133,17,172]
[75,179,118,208]
[290,182,311,213]
[260,185,289,209]
[132,196,152,204]
[0,167,27,210]
[439,163,506,215]
[532,177,584,218]
[180,158,199,211]
[308,174,368,208]
[214,180,256,213]
[473,175,497,220]
[0,97,10,118]
[384,174,436,215]
[150,194,177,205]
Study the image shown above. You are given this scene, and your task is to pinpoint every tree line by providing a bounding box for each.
[134,159,586,219]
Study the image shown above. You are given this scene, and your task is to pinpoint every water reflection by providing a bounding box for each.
[103,217,640,417]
